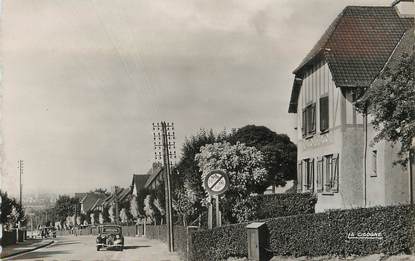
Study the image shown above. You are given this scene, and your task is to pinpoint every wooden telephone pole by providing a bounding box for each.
[153,122,177,252]
[18,160,24,206]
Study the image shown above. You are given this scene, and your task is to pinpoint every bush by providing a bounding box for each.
[267,205,415,257]
[191,222,249,261]
[253,193,316,220]
[188,205,415,260]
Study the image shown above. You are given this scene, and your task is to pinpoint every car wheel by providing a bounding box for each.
[97,246,101,251]
[120,246,124,251]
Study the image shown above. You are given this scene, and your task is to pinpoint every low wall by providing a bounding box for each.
[145,224,167,243]
[145,224,197,260]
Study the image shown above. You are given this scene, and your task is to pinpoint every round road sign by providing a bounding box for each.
[203,170,230,195]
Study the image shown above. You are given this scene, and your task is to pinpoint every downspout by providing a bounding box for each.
[363,110,368,207]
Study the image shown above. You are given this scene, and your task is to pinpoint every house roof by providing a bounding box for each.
[80,193,106,213]
[131,174,150,193]
[100,187,132,207]
[144,163,164,188]
[371,26,414,88]
[74,193,87,199]
[289,6,413,113]
[118,187,132,202]
[90,198,104,211]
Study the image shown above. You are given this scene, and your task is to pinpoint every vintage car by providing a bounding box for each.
[96,225,124,251]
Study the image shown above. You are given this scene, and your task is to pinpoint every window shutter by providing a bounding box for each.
[302,110,306,137]
[324,156,332,192]
[297,162,302,193]
[316,157,323,192]
[332,154,339,192]
[310,159,315,192]
[311,104,316,133]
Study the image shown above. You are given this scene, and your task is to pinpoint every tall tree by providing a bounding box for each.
[172,129,224,224]
[0,191,25,229]
[226,125,297,187]
[196,141,268,223]
[54,195,79,223]
[356,52,414,166]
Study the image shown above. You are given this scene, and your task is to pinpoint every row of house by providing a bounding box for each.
[76,163,164,223]
[289,1,414,212]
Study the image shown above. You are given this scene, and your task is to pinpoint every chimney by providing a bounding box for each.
[392,0,415,17]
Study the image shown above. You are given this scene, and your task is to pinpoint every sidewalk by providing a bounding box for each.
[1,238,54,259]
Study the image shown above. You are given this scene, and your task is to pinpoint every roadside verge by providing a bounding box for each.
[1,239,54,259]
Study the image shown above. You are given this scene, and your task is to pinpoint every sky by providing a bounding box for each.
[1,0,393,196]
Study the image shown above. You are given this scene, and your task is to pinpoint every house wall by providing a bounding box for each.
[296,61,365,212]
[365,124,410,206]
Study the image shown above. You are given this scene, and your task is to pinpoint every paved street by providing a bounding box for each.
[5,236,181,261]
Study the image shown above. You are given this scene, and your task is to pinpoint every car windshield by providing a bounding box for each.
[102,226,121,234]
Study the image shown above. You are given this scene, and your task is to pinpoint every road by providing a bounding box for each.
[6,235,181,261]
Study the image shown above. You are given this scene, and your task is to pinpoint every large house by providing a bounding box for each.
[288,3,414,212]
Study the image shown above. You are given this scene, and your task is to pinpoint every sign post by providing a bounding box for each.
[203,170,230,229]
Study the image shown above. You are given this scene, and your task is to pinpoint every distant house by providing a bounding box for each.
[80,193,106,215]
[100,187,131,208]
[144,163,164,190]
[74,193,87,200]
[288,4,414,212]
[131,174,150,196]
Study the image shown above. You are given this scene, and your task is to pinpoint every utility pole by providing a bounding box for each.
[112,186,119,224]
[18,160,24,206]
[153,122,176,252]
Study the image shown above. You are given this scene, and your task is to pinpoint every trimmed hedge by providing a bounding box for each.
[253,193,316,220]
[190,222,249,261]
[189,205,415,261]
[267,205,415,257]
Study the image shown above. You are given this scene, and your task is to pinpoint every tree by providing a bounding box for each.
[0,191,26,230]
[172,129,227,224]
[226,125,297,188]
[172,184,199,226]
[54,195,79,223]
[356,52,414,166]
[120,208,128,223]
[196,141,268,223]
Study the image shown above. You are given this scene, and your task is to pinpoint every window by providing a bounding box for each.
[302,103,316,137]
[303,159,314,192]
[320,96,329,132]
[297,162,302,193]
[371,150,377,177]
[322,154,339,193]
[316,157,323,192]
[297,159,314,193]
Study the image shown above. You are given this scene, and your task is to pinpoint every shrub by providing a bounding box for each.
[267,205,415,257]
[188,205,415,261]
[191,222,249,261]
[253,193,316,220]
